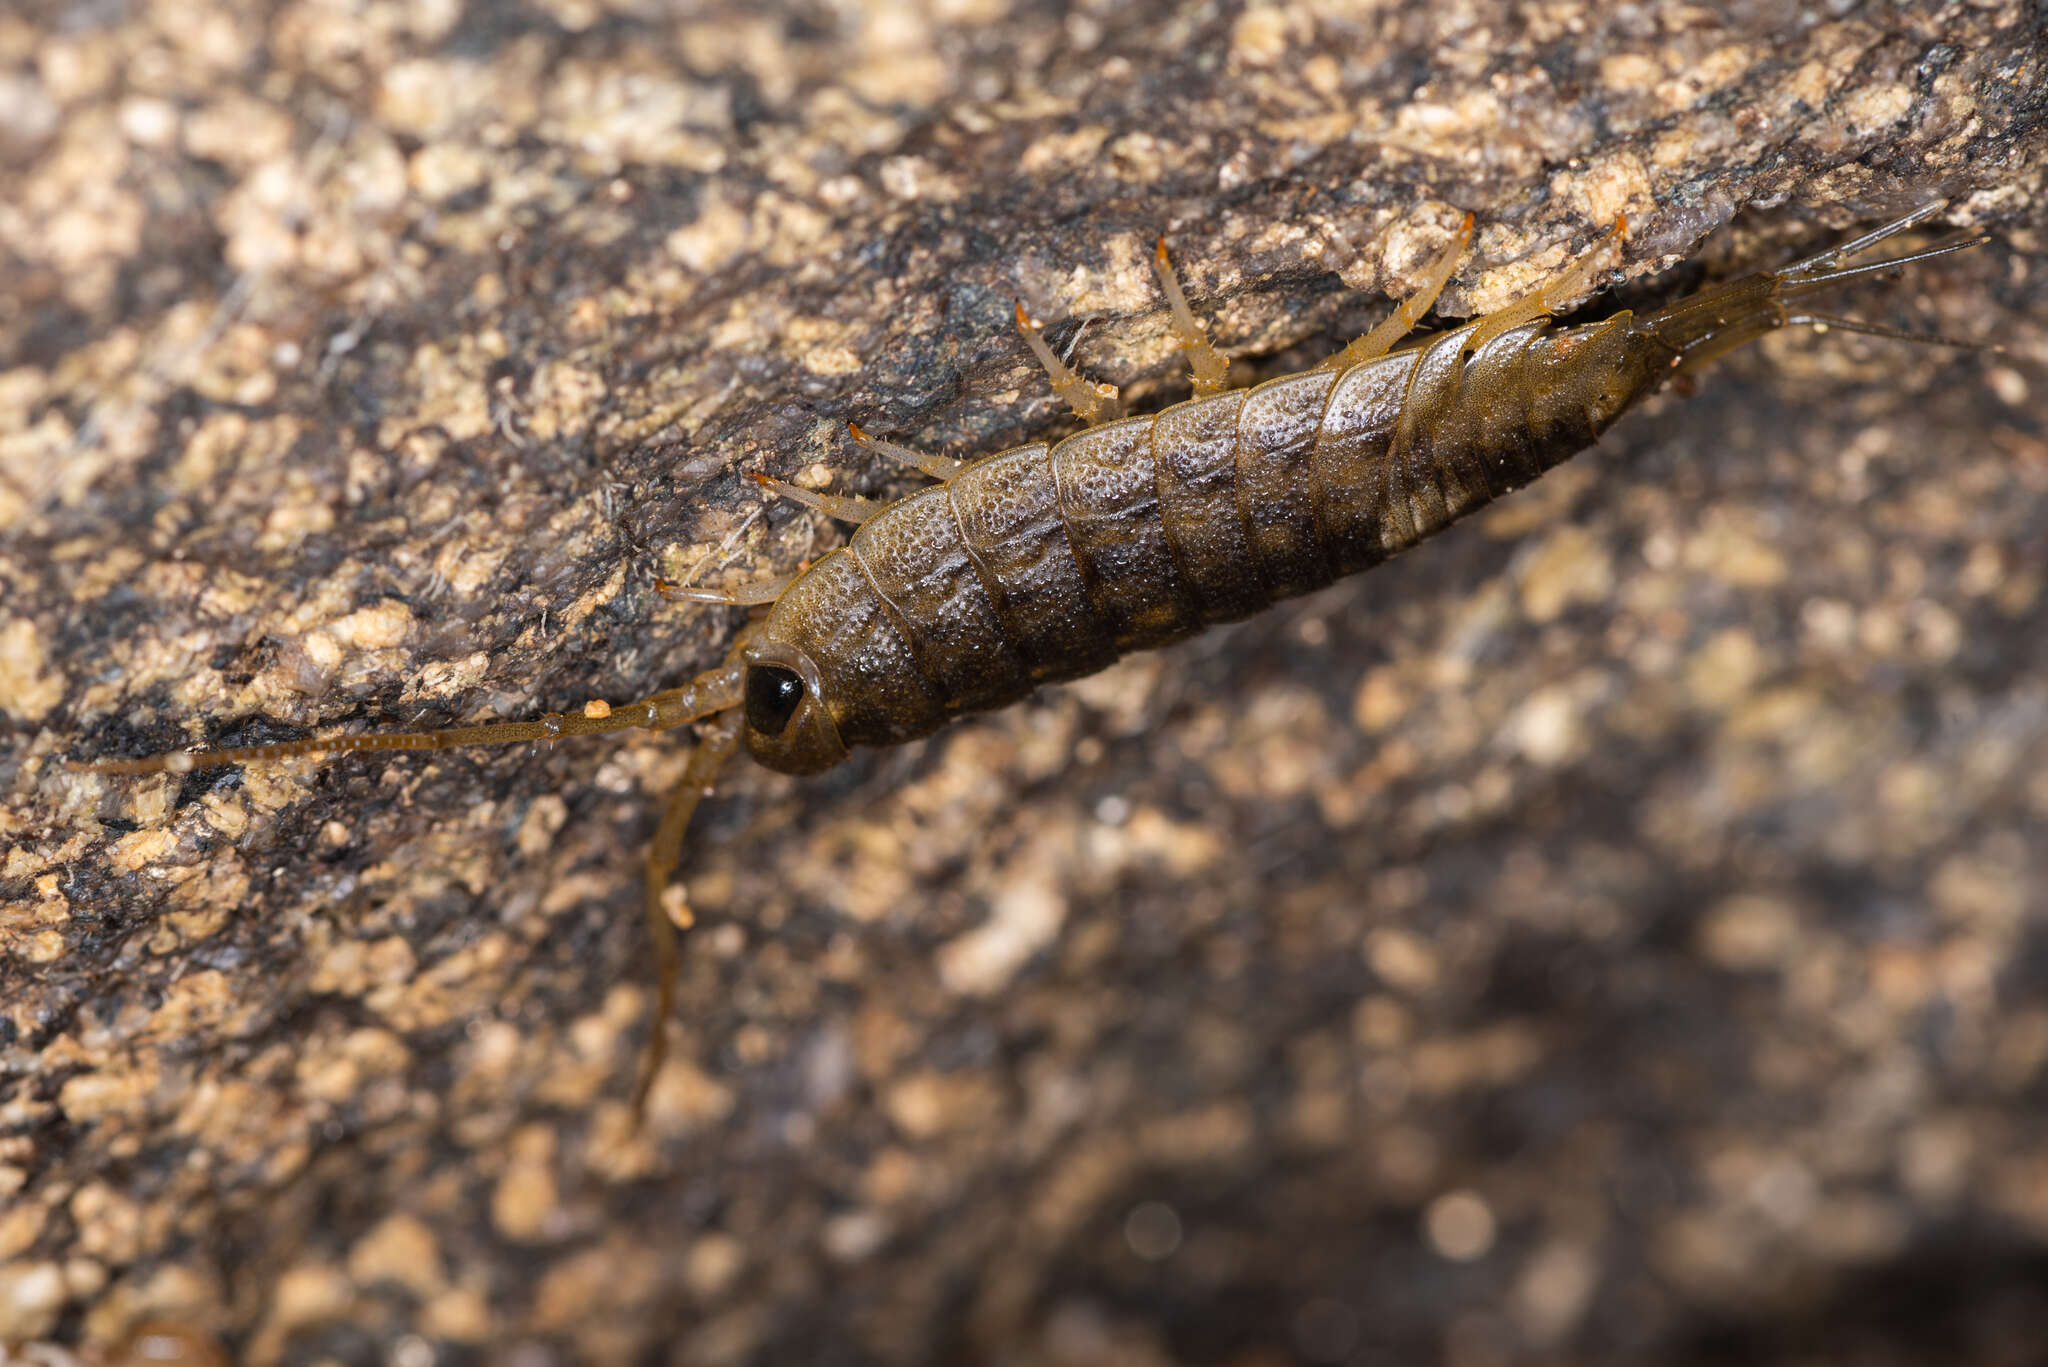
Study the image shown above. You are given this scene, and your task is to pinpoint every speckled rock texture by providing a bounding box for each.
[3,0,2046,1363]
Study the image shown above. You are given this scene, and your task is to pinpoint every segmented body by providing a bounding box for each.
[81,203,1986,1117]
[749,309,1657,764]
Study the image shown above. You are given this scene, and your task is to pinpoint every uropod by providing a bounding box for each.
[81,201,1994,1116]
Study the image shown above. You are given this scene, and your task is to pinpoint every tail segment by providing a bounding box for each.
[1646,201,1992,378]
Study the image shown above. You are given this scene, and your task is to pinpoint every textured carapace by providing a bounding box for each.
[731,205,1987,776]
[79,202,1990,1118]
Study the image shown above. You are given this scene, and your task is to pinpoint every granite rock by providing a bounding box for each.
[2,0,2046,1362]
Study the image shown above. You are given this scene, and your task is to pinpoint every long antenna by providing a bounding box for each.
[77,665,747,774]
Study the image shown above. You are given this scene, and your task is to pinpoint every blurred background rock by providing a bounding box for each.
[1,0,2045,1362]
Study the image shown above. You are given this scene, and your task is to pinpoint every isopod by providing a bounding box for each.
[80,201,1992,1113]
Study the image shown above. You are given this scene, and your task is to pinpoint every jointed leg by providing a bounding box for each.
[1466,214,1627,353]
[658,574,793,606]
[1323,211,1475,369]
[662,465,867,607]
[633,703,744,1121]
[1151,238,1230,395]
[673,434,946,608]
[849,423,963,482]
[654,505,765,606]
[1015,302,1122,424]
[750,471,882,524]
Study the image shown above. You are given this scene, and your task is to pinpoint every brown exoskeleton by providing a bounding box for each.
[82,202,1990,1116]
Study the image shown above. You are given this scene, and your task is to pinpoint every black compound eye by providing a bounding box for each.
[745,666,805,736]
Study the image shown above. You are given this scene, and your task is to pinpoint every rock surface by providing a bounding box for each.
[2,0,2046,1362]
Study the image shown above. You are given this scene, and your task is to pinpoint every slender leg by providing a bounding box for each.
[657,574,793,606]
[1466,214,1627,353]
[751,471,882,524]
[1322,211,1476,369]
[1015,302,1122,424]
[849,423,963,481]
[633,704,744,1122]
[1151,238,1230,394]
[664,504,763,596]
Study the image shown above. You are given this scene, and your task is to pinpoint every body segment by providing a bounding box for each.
[80,203,1990,1119]
[747,304,1666,760]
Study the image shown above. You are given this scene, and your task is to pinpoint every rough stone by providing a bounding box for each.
[2,1,2046,1363]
